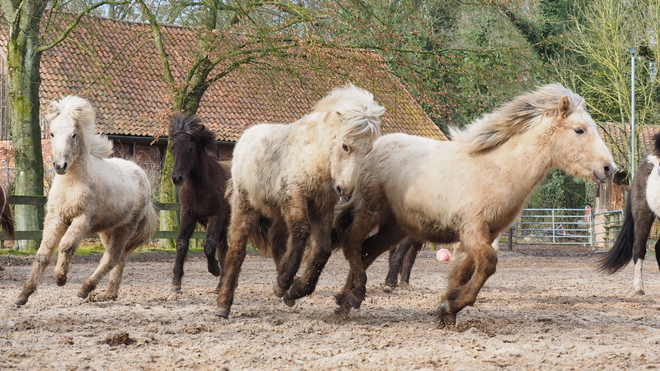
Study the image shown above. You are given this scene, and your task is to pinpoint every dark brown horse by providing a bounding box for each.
[169,113,232,292]
[598,132,660,295]
[0,184,15,242]
[383,237,423,293]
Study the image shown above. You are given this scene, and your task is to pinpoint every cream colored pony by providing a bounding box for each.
[330,84,616,326]
[16,96,158,305]
[216,84,384,318]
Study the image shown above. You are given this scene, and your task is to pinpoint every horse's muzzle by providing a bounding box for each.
[171,174,185,186]
[53,162,68,175]
[593,163,617,183]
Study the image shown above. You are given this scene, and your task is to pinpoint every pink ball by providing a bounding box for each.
[436,248,452,262]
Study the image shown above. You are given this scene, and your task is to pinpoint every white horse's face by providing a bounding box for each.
[550,101,616,183]
[330,135,374,197]
[50,115,82,175]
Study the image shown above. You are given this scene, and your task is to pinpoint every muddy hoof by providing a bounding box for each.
[634,290,645,296]
[283,295,296,307]
[171,286,181,292]
[437,302,456,327]
[348,295,361,309]
[215,307,230,319]
[15,298,27,306]
[76,291,89,299]
[383,285,393,294]
[55,276,67,286]
[272,282,286,298]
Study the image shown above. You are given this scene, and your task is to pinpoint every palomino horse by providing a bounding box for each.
[16,96,158,305]
[329,84,615,326]
[598,132,660,295]
[216,84,384,318]
[169,113,232,292]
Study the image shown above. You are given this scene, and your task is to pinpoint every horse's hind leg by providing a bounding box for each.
[214,222,230,293]
[285,211,333,304]
[100,248,129,301]
[16,216,67,305]
[438,227,497,327]
[273,199,311,298]
[384,237,414,292]
[78,229,129,299]
[216,192,260,318]
[172,214,198,292]
[53,216,91,287]
[399,239,424,285]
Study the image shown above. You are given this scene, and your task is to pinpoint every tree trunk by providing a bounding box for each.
[7,3,47,251]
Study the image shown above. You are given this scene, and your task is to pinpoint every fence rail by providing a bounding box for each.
[2,196,206,241]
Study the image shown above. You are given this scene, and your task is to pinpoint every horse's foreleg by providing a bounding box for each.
[273,204,310,299]
[438,230,497,327]
[216,195,259,319]
[384,237,414,292]
[78,229,129,299]
[203,215,226,278]
[172,215,198,292]
[16,216,67,305]
[53,216,91,287]
[399,240,424,285]
[285,212,333,304]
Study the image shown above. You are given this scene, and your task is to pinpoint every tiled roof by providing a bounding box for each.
[4,15,445,142]
[598,122,660,170]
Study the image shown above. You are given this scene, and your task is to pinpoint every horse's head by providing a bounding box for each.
[321,85,384,197]
[46,96,101,175]
[169,113,216,186]
[549,95,616,183]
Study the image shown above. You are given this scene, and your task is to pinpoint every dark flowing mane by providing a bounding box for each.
[169,113,217,150]
[450,84,586,153]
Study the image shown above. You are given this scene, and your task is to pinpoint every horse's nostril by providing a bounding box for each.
[604,165,611,175]
[336,186,343,195]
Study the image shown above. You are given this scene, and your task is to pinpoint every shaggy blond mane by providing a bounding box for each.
[450,84,586,152]
[47,96,113,158]
[311,84,383,141]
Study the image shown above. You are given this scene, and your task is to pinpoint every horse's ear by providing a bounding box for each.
[558,96,571,118]
[44,101,60,122]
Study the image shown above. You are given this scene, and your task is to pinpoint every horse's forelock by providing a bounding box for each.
[315,84,384,141]
[452,84,585,152]
[169,113,216,149]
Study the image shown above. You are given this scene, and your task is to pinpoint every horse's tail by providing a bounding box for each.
[333,200,356,247]
[127,203,158,253]
[247,216,273,257]
[0,196,15,241]
[597,195,635,274]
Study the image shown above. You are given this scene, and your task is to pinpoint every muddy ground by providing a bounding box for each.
[1,245,660,370]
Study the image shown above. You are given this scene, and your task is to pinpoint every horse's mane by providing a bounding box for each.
[169,113,216,149]
[450,84,586,153]
[46,96,113,158]
[310,84,383,140]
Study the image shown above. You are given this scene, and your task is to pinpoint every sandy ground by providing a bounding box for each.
[1,245,660,370]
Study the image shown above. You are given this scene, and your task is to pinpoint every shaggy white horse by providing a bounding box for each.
[330,84,616,326]
[216,84,384,318]
[16,96,158,305]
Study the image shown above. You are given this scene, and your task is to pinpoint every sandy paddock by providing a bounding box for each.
[1,245,660,370]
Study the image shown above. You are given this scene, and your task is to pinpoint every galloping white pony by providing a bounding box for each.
[329,84,616,326]
[216,84,384,318]
[16,96,158,305]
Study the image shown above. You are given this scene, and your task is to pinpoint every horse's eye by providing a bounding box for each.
[186,147,194,153]
[342,143,349,152]
[50,133,54,137]
[574,128,585,135]
[72,133,77,139]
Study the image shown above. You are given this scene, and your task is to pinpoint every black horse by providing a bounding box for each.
[169,113,232,292]
[383,237,424,293]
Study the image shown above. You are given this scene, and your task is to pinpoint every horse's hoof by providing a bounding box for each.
[437,302,456,327]
[283,295,296,307]
[272,282,286,298]
[171,286,181,292]
[208,264,221,277]
[55,276,67,286]
[634,290,645,296]
[15,298,27,306]
[348,295,362,309]
[383,285,393,294]
[215,307,230,319]
[76,291,89,299]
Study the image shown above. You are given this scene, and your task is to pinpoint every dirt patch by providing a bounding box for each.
[1,245,659,370]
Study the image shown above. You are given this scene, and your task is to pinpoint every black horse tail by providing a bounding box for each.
[1,197,14,241]
[597,194,634,274]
